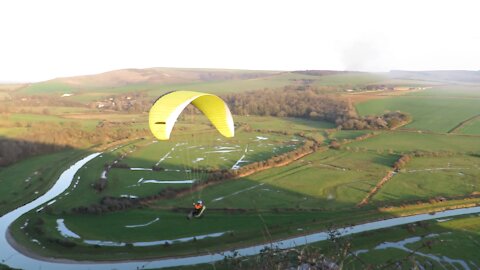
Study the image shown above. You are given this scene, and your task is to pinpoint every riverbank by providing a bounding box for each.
[5,204,480,268]
[2,146,480,269]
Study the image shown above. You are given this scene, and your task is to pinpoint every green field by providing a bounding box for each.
[10,120,480,261]
[17,70,394,104]
[20,81,73,94]
[372,155,480,204]
[46,125,306,212]
[234,115,335,131]
[457,117,480,135]
[310,72,388,87]
[348,131,480,153]
[158,214,480,270]
[349,214,480,268]
[356,86,480,133]
[408,85,480,98]
[3,70,480,267]
[0,149,88,216]
[11,145,403,260]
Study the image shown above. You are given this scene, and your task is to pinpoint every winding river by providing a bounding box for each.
[1,153,480,269]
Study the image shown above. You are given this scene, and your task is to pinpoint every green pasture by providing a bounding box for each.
[19,81,73,94]
[15,106,92,115]
[11,134,479,261]
[68,92,111,103]
[123,130,300,168]
[60,112,146,123]
[13,205,388,260]
[149,149,397,211]
[1,113,99,131]
[11,145,405,260]
[351,215,480,268]
[356,94,480,133]
[235,115,335,131]
[372,155,480,204]
[50,129,301,210]
[457,117,480,135]
[0,149,88,215]
[49,144,139,211]
[311,72,388,88]
[408,85,480,98]
[246,150,395,208]
[327,130,372,142]
[163,214,480,269]
[348,131,480,153]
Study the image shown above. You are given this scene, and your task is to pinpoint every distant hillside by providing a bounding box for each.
[292,70,354,76]
[56,67,279,88]
[390,70,480,83]
[18,68,281,94]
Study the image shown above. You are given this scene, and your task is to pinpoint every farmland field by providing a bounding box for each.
[457,117,480,135]
[372,155,480,204]
[348,131,480,153]
[2,69,480,268]
[356,95,480,133]
[0,149,88,216]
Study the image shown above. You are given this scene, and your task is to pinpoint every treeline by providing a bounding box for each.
[0,122,150,167]
[222,88,409,130]
[72,196,142,214]
[223,88,355,122]
[336,111,411,130]
[393,154,412,171]
[0,138,68,166]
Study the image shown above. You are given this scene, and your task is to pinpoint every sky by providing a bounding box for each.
[1,0,479,82]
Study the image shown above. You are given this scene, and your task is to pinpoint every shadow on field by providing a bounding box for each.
[6,133,441,263]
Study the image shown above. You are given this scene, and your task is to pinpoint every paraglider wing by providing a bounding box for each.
[149,91,234,140]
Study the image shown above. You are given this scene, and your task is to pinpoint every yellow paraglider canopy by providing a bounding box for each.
[149,91,235,140]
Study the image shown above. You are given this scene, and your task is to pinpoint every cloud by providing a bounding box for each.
[341,34,390,72]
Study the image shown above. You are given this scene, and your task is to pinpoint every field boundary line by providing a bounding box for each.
[447,114,480,133]
[357,170,396,207]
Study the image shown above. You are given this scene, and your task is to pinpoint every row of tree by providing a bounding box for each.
[336,111,411,130]
[0,138,68,166]
[222,88,410,130]
[222,88,356,122]
[0,121,150,167]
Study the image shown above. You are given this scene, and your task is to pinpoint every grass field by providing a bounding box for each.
[310,72,388,88]
[357,95,480,133]
[3,72,480,266]
[12,119,480,261]
[148,149,398,210]
[0,113,100,134]
[10,144,404,260]
[0,149,88,216]
[9,128,406,261]
[348,131,480,153]
[159,213,480,269]
[457,117,480,135]
[17,71,394,104]
[48,126,304,212]
[372,155,480,204]
[19,81,73,94]
[408,85,480,98]
[234,115,335,131]
[348,214,480,268]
